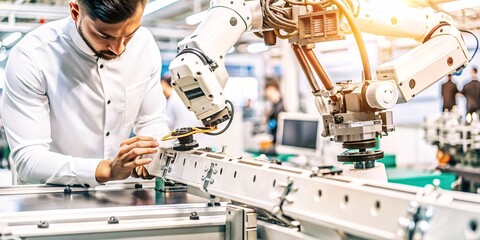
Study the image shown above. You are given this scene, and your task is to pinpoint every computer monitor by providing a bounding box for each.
[275,112,323,156]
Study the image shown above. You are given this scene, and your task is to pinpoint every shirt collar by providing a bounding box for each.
[67,17,96,57]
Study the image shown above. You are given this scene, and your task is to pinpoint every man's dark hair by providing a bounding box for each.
[473,67,478,74]
[78,0,147,24]
[264,77,281,91]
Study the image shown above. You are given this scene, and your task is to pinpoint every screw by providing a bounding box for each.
[108,216,119,224]
[37,220,49,229]
[63,185,72,194]
[190,211,200,220]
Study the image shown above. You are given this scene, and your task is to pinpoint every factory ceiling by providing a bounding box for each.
[0,0,479,49]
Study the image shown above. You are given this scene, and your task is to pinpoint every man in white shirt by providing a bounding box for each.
[1,0,170,187]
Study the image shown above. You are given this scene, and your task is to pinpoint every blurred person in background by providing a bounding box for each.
[264,78,285,144]
[441,74,459,112]
[462,67,480,116]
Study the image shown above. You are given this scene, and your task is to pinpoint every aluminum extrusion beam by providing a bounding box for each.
[146,148,480,240]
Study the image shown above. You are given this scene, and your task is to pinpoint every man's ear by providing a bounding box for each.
[69,1,80,22]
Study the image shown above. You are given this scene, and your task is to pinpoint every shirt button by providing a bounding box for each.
[99,64,104,69]
[107,100,111,104]
[106,132,110,136]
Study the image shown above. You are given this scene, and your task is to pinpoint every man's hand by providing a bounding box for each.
[131,166,155,179]
[95,136,159,182]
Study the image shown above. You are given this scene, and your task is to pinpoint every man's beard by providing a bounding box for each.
[77,22,123,60]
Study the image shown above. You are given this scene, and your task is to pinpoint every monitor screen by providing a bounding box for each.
[276,112,322,155]
[281,119,318,149]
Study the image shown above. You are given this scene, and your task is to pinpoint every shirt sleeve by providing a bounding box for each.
[1,46,102,187]
[132,39,172,147]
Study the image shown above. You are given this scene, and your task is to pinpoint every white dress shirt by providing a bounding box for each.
[1,17,170,187]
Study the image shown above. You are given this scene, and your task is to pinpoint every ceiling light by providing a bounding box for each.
[186,10,208,25]
[143,0,179,16]
[2,32,22,47]
[247,43,269,53]
[440,0,480,12]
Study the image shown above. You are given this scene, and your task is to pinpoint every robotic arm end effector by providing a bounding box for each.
[169,53,231,128]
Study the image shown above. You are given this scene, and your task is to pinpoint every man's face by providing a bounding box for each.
[69,2,144,60]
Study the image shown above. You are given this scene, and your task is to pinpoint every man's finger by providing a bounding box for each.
[140,167,155,180]
[121,147,158,162]
[130,141,159,149]
[118,140,159,156]
[136,166,144,177]
[124,157,152,169]
[120,136,157,147]
[130,166,140,178]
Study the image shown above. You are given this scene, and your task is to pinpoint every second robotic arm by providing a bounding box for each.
[317,1,470,163]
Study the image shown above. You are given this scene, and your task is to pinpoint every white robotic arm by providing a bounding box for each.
[354,1,470,105]
[169,0,262,127]
[317,1,470,166]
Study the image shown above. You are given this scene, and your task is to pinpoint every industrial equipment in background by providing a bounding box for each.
[424,109,480,193]
[168,0,472,174]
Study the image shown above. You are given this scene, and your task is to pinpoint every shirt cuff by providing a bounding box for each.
[74,158,103,188]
